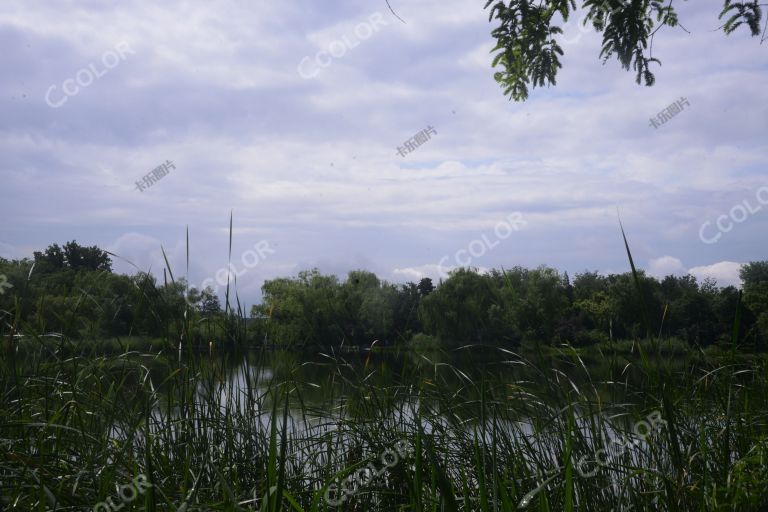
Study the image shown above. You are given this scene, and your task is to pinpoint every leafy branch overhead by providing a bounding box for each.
[484,0,766,101]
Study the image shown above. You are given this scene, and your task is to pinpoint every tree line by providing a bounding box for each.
[254,263,768,351]
[2,241,767,351]
[0,241,224,343]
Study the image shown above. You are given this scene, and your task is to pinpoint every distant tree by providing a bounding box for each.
[605,271,662,339]
[347,270,380,290]
[741,261,768,345]
[257,270,349,346]
[33,243,66,271]
[574,290,616,339]
[420,268,502,344]
[62,241,112,272]
[7,242,768,350]
[418,277,435,297]
[517,266,571,341]
[34,241,112,272]
[741,261,768,288]
[484,0,766,101]
[257,276,309,345]
[394,282,423,341]
[660,275,717,346]
[358,283,399,344]
[199,288,222,316]
[342,270,398,344]
[573,271,609,300]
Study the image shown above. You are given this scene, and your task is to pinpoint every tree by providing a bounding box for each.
[256,270,349,346]
[741,261,768,345]
[199,288,222,316]
[603,271,662,339]
[33,241,112,273]
[33,243,65,271]
[393,282,423,341]
[516,266,570,341]
[341,270,398,344]
[358,283,398,344]
[574,290,615,339]
[420,268,503,344]
[63,241,112,272]
[657,275,718,346]
[418,277,435,297]
[484,0,766,101]
[741,261,768,288]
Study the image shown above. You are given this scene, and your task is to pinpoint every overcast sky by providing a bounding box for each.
[1,0,766,305]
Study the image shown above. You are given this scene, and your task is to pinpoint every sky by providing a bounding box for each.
[1,0,766,305]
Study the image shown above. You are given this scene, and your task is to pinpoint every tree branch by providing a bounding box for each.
[385,0,407,24]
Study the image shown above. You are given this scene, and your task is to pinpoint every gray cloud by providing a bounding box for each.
[0,0,766,304]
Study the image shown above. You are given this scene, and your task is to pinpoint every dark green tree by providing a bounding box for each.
[741,261,768,345]
[418,277,435,297]
[33,243,66,271]
[199,288,222,316]
[420,268,503,344]
[62,241,112,272]
[485,0,766,100]
[33,241,112,273]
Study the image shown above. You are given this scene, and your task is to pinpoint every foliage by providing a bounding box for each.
[484,0,766,100]
[33,240,112,272]
[741,261,768,347]
[2,241,767,353]
[0,242,224,347]
[254,263,766,351]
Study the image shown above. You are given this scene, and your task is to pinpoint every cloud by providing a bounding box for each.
[688,261,744,288]
[392,266,429,282]
[648,256,744,287]
[392,264,491,283]
[0,1,766,304]
[648,256,687,279]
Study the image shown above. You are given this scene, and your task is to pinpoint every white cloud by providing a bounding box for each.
[647,256,744,287]
[648,256,687,279]
[688,261,744,288]
[392,266,429,281]
[392,264,491,282]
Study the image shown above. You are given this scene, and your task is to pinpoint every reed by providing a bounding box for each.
[1,338,767,511]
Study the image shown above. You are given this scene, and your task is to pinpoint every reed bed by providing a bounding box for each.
[1,336,767,511]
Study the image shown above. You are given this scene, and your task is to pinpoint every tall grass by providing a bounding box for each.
[1,340,767,511]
